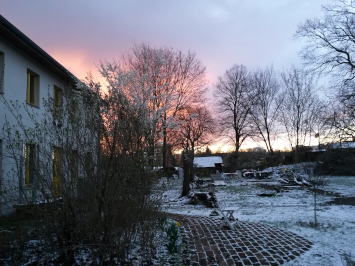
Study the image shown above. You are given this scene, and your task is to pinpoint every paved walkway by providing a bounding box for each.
[168,214,312,266]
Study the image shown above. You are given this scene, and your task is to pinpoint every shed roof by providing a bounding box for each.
[194,156,223,168]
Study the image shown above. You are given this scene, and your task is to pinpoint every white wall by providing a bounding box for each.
[0,36,69,215]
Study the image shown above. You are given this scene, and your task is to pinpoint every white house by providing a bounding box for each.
[0,15,78,215]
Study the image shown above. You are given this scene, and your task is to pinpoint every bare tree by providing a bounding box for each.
[214,64,253,167]
[295,0,355,140]
[121,43,207,172]
[248,65,283,162]
[327,103,355,142]
[169,105,215,196]
[279,67,322,163]
[295,0,355,83]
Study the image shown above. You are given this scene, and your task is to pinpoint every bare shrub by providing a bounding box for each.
[0,63,167,263]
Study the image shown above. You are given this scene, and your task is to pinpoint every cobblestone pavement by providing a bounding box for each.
[168,214,312,266]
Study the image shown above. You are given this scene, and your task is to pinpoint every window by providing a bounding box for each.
[0,51,4,93]
[25,143,36,186]
[27,70,39,105]
[53,86,62,119]
[69,98,78,123]
[52,147,61,197]
[53,86,61,107]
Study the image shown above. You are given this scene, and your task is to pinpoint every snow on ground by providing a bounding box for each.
[163,175,355,266]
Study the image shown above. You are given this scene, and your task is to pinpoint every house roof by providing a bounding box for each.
[0,15,76,84]
[194,156,223,168]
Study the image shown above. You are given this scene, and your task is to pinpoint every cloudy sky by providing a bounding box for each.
[1,1,333,150]
[1,0,332,87]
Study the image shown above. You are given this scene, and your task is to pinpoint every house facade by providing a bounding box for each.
[0,15,78,215]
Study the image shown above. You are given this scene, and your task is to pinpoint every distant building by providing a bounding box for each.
[330,141,355,149]
[193,156,223,176]
[253,147,266,153]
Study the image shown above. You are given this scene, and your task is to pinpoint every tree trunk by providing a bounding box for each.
[181,150,190,196]
[269,148,275,166]
[162,112,167,174]
[234,135,240,169]
[295,145,299,164]
[189,143,195,183]
[314,187,317,226]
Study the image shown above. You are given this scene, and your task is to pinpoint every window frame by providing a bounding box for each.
[26,70,39,106]
[53,85,62,119]
[53,85,62,108]
[69,98,78,123]
[25,143,36,187]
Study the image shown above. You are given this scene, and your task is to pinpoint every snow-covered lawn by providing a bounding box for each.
[163,176,355,265]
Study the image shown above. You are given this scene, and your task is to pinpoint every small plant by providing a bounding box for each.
[210,209,219,216]
[165,221,181,254]
[303,162,328,227]
[160,217,181,255]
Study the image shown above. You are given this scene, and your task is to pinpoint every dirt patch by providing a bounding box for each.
[326,197,355,206]
[257,183,285,193]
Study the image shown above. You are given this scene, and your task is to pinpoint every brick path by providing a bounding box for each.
[168,214,312,266]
